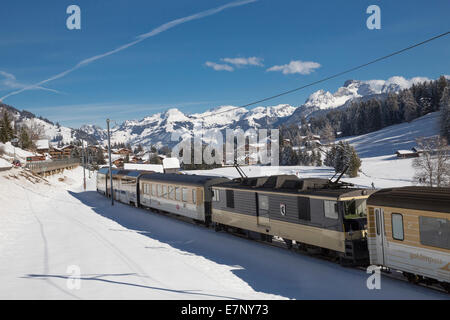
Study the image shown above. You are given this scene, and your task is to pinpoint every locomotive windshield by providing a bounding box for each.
[341,199,367,219]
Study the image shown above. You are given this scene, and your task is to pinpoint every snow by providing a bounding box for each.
[0,158,12,169]
[302,76,431,111]
[0,109,447,299]
[34,139,49,150]
[0,142,36,164]
[163,157,180,169]
[0,166,448,299]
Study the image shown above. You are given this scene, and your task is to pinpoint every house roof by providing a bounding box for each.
[162,157,180,169]
[35,139,49,150]
[396,150,415,155]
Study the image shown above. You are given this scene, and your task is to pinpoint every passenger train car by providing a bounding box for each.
[95,168,449,292]
[138,173,229,224]
[211,175,375,265]
[367,186,450,292]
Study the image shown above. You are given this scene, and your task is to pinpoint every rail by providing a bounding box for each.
[26,158,80,175]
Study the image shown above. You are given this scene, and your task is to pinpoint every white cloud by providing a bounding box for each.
[222,57,263,67]
[267,60,321,75]
[205,61,234,72]
[0,0,258,102]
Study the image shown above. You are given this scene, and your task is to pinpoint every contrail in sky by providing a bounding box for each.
[0,0,257,102]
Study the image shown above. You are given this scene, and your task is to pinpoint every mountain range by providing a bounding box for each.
[0,76,432,149]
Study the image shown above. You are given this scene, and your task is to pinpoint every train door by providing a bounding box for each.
[256,193,270,227]
[374,208,385,265]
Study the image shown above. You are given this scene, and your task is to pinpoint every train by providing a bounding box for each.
[96,167,450,293]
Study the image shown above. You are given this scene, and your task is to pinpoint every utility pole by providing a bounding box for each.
[107,119,114,206]
[88,151,91,179]
[82,139,86,190]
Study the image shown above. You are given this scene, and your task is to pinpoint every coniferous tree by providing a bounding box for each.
[400,90,419,122]
[0,110,14,143]
[19,127,32,149]
[440,86,450,143]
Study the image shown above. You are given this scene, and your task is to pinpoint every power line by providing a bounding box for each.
[203,31,449,118]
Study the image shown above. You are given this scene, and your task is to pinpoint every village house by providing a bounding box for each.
[61,145,76,158]
[395,149,420,159]
[114,148,133,155]
[34,139,49,154]
[49,147,64,159]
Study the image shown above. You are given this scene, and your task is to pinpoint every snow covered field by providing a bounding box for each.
[0,112,448,299]
[0,166,448,300]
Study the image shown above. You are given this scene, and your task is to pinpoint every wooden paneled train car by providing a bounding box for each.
[96,168,450,292]
[367,187,450,292]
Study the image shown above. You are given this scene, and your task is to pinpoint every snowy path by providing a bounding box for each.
[0,168,448,299]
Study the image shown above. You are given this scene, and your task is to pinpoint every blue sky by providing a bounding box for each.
[0,0,449,128]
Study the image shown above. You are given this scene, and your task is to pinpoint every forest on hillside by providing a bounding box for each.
[280,76,450,144]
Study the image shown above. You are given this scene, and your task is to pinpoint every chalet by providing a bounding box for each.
[395,150,419,159]
[130,156,142,163]
[34,139,49,154]
[411,147,425,154]
[112,158,124,168]
[162,157,180,173]
[114,148,133,155]
[61,145,76,157]
[49,147,64,159]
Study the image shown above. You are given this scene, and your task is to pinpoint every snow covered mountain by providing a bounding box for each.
[2,75,432,149]
[0,103,97,146]
[94,76,429,148]
[105,104,296,148]
[286,76,429,123]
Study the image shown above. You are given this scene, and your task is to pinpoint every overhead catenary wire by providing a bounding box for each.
[202,31,450,118]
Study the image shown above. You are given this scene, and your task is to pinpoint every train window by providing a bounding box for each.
[324,200,338,219]
[258,194,269,211]
[298,197,311,221]
[419,216,450,250]
[192,189,197,204]
[392,213,404,241]
[175,187,181,201]
[168,186,174,200]
[212,189,220,202]
[342,199,367,219]
[182,188,188,202]
[226,190,235,208]
[157,184,162,197]
[162,185,167,198]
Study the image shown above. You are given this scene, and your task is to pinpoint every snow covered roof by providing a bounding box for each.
[162,157,180,169]
[396,150,415,155]
[35,139,49,150]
